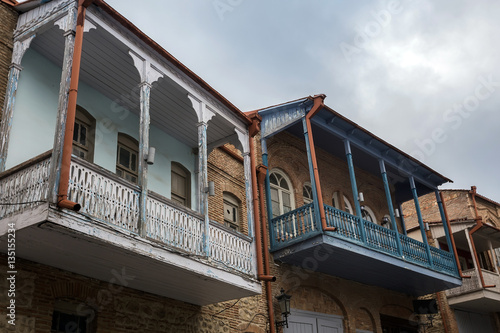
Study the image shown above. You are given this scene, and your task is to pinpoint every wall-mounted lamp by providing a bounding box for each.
[394,208,400,218]
[275,288,292,330]
[205,181,215,196]
[358,192,364,202]
[145,147,156,165]
[381,216,390,226]
[413,299,438,328]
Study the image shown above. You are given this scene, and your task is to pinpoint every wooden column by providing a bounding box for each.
[344,139,366,242]
[129,51,163,237]
[0,34,36,172]
[236,128,254,238]
[410,176,434,268]
[379,159,402,255]
[302,117,322,229]
[48,5,78,203]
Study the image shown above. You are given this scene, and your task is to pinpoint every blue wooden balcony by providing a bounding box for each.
[270,203,461,295]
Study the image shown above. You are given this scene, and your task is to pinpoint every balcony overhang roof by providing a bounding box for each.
[251,96,452,201]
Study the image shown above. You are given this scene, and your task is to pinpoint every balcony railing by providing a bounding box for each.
[270,203,457,276]
[446,268,500,298]
[0,153,254,276]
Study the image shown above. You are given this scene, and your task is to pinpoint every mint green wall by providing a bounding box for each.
[6,49,197,210]
[7,49,59,168]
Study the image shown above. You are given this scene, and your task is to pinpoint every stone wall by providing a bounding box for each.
[0,2,18,120]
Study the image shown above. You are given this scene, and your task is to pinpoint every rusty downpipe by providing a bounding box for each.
[57,0,94,211]
[248,117,275,282]
[304,95,335,232]
[248,115,276,333]
[468,186,494,288]
[440,192,469,279]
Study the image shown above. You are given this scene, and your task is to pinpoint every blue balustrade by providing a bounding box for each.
[270,202,458,276]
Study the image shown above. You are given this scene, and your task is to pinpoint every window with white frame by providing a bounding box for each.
[223,192,240,231]
[171,162,191,208]
[332,191,354,215]
[303,183,314,205]
[270,169,295,218]
[51,300,96,333]
[361,205,376,223]
[116,133,139,184]
[72,106,95,162]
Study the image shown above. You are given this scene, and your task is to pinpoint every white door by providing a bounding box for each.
[285,310,343,333]
[287,315,317,333]
[318,318,342,333]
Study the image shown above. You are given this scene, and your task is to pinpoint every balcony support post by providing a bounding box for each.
[344,139,366,243]
[0,34,36,172]
[379,159,402,255]
[435,190,459,275]
[48,4,78,203]
[261,138,277,249]
[129,51,163,237]
[188,95,215,257]
[302,117,322,229]
[409,176,434,268]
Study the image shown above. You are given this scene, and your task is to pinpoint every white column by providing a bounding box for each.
[235,127,254,238]
[129,51,163,237]
[48,5,78,203]
[0,34,36,172]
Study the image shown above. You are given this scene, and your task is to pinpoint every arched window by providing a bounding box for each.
[332,192,353,215]
[72,105,95,162]
[116,133,139,184]
[223,192,240,231]
[171,162,191,208]
[361,205,376,224]
[270,169,295,218]
[302,183,313,205]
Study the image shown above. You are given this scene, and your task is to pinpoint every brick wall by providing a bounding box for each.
[0,2,17,120]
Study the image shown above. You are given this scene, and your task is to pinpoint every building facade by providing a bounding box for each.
[0,1,464,333]
[404,187,500,333]
[247,95,461,333]
[0,0,265,332]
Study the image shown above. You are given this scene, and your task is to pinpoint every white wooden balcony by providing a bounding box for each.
[0,152,260,305]
[445,268,500,312]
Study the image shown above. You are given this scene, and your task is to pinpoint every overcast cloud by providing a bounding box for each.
[105,0,500,201]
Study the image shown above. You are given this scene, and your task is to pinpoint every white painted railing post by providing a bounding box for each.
[0,34,36,172]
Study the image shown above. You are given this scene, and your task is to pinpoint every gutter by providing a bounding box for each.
[248,115,276,333]
[467,186,495,288]
[56,0,95,211]
[304,94,336,232]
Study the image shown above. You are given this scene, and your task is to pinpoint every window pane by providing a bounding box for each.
[80,125,87,146]
[271,188,279,202]
[270,173,278,185]
[119,147,130,168]
[283,192,292,213]
[131,152,137,171]
[73,123,80,142]
[280,178,289,190]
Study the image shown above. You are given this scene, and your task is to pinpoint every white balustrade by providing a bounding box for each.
[0,155,51,218]
[209,223,253,275]
[146,195,205,256]
[68,158,140,233]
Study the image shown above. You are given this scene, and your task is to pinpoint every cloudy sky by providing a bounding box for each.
[105,0,500,201]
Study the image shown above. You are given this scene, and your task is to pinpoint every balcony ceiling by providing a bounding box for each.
[30,23,239,150]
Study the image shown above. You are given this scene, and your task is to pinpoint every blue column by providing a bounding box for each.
[379,160,402,255]
[399,204,408,236]
[261,138,276,249]
[435,189,459,275]
[302,118,322,230]
[410,176,434,268]
[344,140,366,243]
